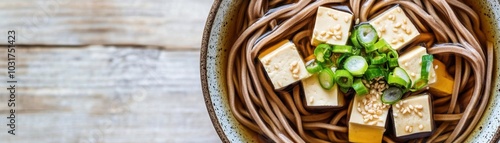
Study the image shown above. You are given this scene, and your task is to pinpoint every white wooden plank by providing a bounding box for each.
[0,0,213,48]
[0,46,219,143]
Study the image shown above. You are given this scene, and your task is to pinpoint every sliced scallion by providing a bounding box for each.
[352,78,369,96]
[332,45,353,54]
[387,50,399,68]
[364,68,386,81]
[370,54,387,65]
[420,54,434,80]
[390,67,411,89]
[314,44,332,63]
[318,68,335,90]
[305,59,323,74]
[375,38,391,53]
[343,56,368,76]
[381,87,403,104]
[334,69,353,88]
[355,23,379,49]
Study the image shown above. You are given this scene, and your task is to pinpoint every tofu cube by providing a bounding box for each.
[398,46,436,88]
[369,6,420,50]
[311,6,353,46]
[391,93,434,139]
[429,59,454,96]
[349,92,391,142]
[259,40,310,89]
[301,74,345,108]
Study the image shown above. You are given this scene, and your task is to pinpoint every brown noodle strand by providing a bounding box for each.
[226,0,492,142]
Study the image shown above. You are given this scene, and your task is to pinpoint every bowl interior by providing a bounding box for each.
[201,0,500,142]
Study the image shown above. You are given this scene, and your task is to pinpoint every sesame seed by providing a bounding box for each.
[370,121,377,125]
[395,104,400,108]
[320,31,326,36]
[403,19,408,24]
[416,105,423,109]
[405,28,412,34]
[409,105,414,110]
[309,96,314,103]
[363,118,369,123]
[278,82,282,87]
[391,39,398,44]
[417,112,423,117]
[398,37,405,42]
[274,65,279,70]
[409,126,413,132]
[434,65,439,69]
[357,107,362,112]
[403,101,407,104]
[334,24,341,31]
[405,126,410,132]
[394,22,402,28]
[397,8,402,13]
[419,124,424,130]
[402,109,408,114]
[393,28,399,33]
[334,30,342,36]
[368,109,375,114]
[292,74,299,79]
[344,16,350,23]
[373,115,379,119]
[393,113,398,117]
[335,35,342,40]
[376,110,383,115]
[292,68,299,74]
[362,111,367,115]
[388,15,394,21]
[332,14,338,20]
[369,115,373,120]
[291,61,298,67]
[355,18,360,24]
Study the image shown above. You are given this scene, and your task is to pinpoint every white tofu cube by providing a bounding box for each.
[301,74,344,108]
[391,93,433,139]
[311,6,353,46]
[259,40,310,89]
[349,91,391,142]
[398,46,436,88]
[369,6,420,50]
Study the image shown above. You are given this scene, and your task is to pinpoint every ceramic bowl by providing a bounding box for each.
[200,0,500,142]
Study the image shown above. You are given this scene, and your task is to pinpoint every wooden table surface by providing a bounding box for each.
[0,0,220,142]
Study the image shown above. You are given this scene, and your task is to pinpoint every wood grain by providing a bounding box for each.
[0,0,212,49]
[0,46,219,142]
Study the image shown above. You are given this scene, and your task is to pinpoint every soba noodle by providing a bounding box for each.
[225,0,493,142]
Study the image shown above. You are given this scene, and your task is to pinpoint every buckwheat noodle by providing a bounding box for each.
[225,0,493,142]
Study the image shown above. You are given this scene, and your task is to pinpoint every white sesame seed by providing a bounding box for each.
[292,68,300,74]
[398,37,405,42]
[409,126,413,132]
[334,24,341,31]
[357,107,362,112]
[344,16,350,23]
[419,124,424,130]
[409,105,414,110]
[395,104,400,108]
[373,115,379,119]
[393,28,399,33]
[403,19,408,24]
[335,35,342,40]
[363,118,369,123]
[402,109,408,114]
[394,22,402,28]
[320,31,326,36]
[362,111,367,115]
[368,109,375,114]
[291,61,298,67]
[405,126,410,132]
[292,74,299,79]
[434,65,439,69]
[274,65,279,70]
[370,121,377,125]
[416,105,423,109]
[397,8,402,13]
[391,39,398,44]
[376,110,383,115]
[405,28,412,34]
[388,15,394,21]
[417,112,423,117]
[393,113,398,117]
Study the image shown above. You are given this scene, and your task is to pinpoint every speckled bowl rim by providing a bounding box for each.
[201,0,500,142]
[200,0,228,142]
